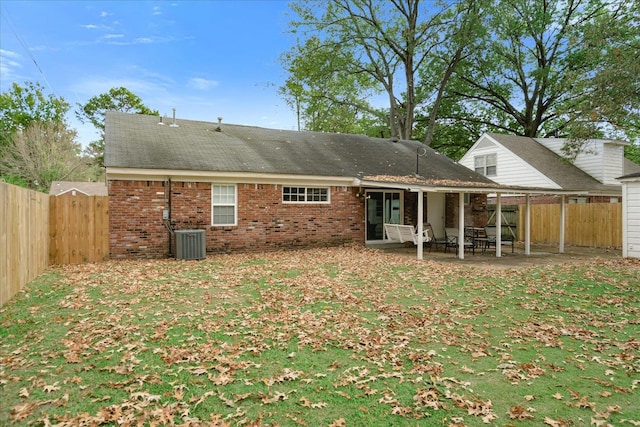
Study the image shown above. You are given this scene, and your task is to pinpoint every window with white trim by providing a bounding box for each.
[282,186,329,203]
[474,153,497,176]
[211,185,237,225]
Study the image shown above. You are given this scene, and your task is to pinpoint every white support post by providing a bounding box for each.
[458,192,465,260]
[496,193,502,258]
[559,196,565,254]
[525,194,531,255]
[417,190,424,260]
[622,184,628,258]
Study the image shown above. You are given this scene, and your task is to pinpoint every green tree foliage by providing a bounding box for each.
[280,36,388,135]
[625,143,640,165]
[75,87,158,167]
[0,121,91,192]
[0,81,69,148]
[281,0,482,140]
[562,1,640,150]
[282,0,638,162]
[437,0,639,157]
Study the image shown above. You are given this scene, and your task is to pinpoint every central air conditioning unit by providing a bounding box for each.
[175,230,206,260]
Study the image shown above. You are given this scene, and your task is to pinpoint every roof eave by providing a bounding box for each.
[106,167,360,186]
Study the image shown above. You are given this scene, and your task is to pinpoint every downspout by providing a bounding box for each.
[168,178,173,256]
[163,178,174,257]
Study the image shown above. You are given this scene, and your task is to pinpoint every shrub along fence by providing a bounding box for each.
[517,202,622,248]
[1,182,109,306]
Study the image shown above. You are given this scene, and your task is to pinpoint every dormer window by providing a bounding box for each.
[474,153,497,176]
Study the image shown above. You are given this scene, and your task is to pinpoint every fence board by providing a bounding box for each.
[518,203,621,248]
[0,183,50,306]
[49,194,109,264]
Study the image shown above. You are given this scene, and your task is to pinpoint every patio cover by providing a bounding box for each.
[357,175,585,260]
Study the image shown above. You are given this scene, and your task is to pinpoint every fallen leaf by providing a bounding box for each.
[43,383,60,393]
[509,405,534,420]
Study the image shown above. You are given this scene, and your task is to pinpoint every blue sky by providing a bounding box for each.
[1,0,299,146]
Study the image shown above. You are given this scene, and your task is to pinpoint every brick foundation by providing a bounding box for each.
[109,180,365,258]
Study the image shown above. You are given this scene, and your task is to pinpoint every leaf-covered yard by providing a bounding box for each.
[1,245,639,426]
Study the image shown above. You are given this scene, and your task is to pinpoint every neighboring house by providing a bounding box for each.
[105,112,523,259]
[49,181,108,196]
[617,172,640,259]
[459,133,640,204]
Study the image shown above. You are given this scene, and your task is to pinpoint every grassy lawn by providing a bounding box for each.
[1,245,638,426]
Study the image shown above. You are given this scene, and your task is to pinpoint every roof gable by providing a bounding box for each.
[460,133,560,189]
[50,181,108,196]
[466,133,620,193]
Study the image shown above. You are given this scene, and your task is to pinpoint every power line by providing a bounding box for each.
[1,4,55,94]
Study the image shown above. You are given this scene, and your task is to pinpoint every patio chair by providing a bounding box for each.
[484,226,515,253]
[425,223,447,252]
[445,227,474,254]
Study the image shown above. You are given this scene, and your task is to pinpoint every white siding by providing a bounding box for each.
[536,138,605,182]
[460,135,560,188]
[623,181,640,258]
[603,143,624,185]
[536,138,626,185]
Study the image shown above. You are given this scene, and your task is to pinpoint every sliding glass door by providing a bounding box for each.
[365,190,402,241]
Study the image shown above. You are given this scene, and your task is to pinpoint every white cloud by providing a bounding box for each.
[0,49,21,59]
[101,34,124,40]
[152,6,162,16]
[80,24,99,29]
[0,49,23,81]
[188,77,219,90]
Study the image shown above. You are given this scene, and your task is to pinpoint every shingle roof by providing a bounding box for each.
[618,171,640,180]
[49,181,108,196]
[485,133,620,193]
[105,112,496,186]
[623,158,640,176]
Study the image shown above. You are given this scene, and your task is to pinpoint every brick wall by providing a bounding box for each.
[444,193,488,227]
[109,180,168,258]
[109,180,365,258]
[403,191,488,227]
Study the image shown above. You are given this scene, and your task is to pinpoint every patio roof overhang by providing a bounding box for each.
[357,175,586,196]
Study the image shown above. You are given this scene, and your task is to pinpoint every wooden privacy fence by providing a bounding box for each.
[1,182,110,306]
[517,203,622,248]
[49,194,109,264]
[1,182,50,306]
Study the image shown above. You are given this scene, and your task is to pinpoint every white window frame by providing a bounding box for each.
[474,153,497,177]
[282,186,330,204]
[211,184,237,226]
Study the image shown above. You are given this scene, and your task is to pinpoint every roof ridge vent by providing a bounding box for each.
[170,108,179,128]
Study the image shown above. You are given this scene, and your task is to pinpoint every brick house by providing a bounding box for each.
[105,112,548,260]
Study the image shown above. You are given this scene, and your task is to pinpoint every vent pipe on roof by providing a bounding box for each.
[170,108,179,128]
[215,117,222,132]
[158,116,165,125]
